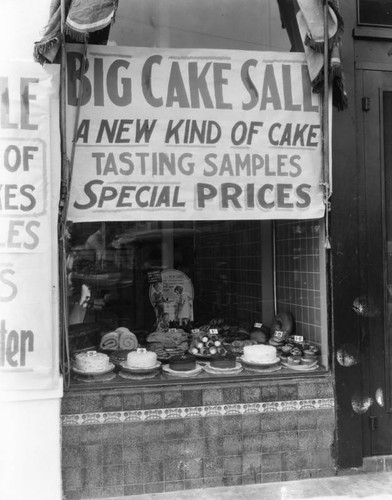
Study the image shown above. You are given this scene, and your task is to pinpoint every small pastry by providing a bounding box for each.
[287,355,301,365]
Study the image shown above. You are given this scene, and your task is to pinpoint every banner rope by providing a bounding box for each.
[322,0,332,250]
[58,30,89,390]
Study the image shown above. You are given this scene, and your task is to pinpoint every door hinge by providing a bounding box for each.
[369,415,378,431]
[362,97,370,112]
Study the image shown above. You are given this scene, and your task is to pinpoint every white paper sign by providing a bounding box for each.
[0,60,61,391]
[66,45,325,222]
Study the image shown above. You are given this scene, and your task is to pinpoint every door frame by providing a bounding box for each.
[357,66,392,457]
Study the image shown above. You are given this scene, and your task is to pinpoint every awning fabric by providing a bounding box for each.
[34,0,348,111]
[297,0,348,110]
[34,0,118,64]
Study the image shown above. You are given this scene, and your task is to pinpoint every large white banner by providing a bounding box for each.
[0,61,61,392]
[66,45,325,222]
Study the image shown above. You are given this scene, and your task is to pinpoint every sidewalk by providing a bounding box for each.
[98,472,392,500]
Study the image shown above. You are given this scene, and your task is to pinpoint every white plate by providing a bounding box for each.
[72,363,115,376]
[239,356,281,367]
[202,363,243,375]
[119,361,161,373]
[162,364,203,377]
[118,371,159,380]
[73,372,117,383]
[281,362,319,371]
[204,361,242,372]
[243,364,282,373]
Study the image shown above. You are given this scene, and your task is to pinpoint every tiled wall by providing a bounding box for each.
[61,377,335,499]
[275,220,326,351]
[194,220,267,323]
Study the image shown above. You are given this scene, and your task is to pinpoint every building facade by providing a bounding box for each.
[2,1,392,499]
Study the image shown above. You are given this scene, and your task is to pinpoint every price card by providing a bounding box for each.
[274,331,284,339]
[209,329,219,335]
[294,335,304,343]
[168,328,177,333]
[254,322,262,328]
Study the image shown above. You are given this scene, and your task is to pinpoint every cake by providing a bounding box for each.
[110,350,131,365]
[74,351,110,372]
[169,354,196,371]
[242,345,277,364]
[210,354,237,369]
[126,348,157,369]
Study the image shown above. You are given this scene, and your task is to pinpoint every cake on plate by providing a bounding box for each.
[74,351,110,373]
[210,354,237,369]
[169,354,196,371]
[242,345,277,364]
[125,348,157,369]
[110,349,131,365]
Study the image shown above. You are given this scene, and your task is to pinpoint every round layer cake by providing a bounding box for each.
[74,351,110,372]
[210,354,237,369]
[126,349,157,369]
[169,354,196,371]
[242,345,277,364]
[110,350,132,366]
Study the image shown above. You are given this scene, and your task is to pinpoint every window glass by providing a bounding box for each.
[66,218,328,378]
[358,0,392,27]
[67,220,273,339]
[109,0,292,51]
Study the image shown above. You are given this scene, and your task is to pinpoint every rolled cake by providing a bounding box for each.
[126,349,157,369]
[242,345,277,364]
[74,351,110,372]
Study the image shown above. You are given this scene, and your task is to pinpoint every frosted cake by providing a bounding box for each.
[242,345,277,364]
[126,348,157,369]
[74,351,110,372]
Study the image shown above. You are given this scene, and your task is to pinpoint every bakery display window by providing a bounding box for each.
[62,0,329,384]
[65,218,328,383]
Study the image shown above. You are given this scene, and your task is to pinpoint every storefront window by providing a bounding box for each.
[66,217,328,382]
[64,0,328,384]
